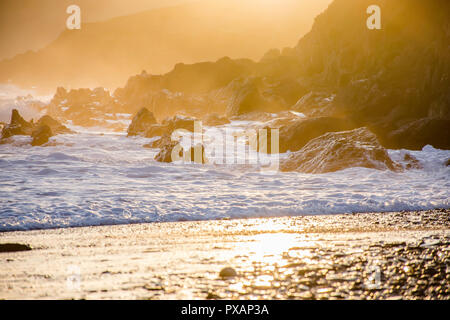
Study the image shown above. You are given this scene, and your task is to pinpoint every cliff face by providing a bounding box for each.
[43,0,450,149]
[290,0,449,119]
[263,0,450,148]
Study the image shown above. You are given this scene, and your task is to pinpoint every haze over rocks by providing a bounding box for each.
[10,0,449,173]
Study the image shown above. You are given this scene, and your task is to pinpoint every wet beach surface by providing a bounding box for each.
[0,209,449,300]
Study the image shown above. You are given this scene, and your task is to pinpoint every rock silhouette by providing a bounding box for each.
[280,127,402,173]
[127,108,157,137]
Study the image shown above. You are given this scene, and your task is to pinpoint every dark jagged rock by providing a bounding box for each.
[445,158,450,166]
[154,140,183,163]
[144,115,197,139]
[162,115,196,133]
[1,109,34,139]
[279,117,357,153]
[282,0,450,150]
[1,110,74,146]
[226,77,285,117]
[144,124,168,139]
[127,108,157,136]
[36,115,73,135]
[226,78,265,116]
[293,92,338,117]
[31,125,52,146]
[386,118,450,150]
[0,243,32,253]
[154,137,207,164]
[280,127,402,173]
[203,113,230,126]
[144,134,172,149]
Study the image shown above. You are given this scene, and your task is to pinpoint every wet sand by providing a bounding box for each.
[0,209,449,300]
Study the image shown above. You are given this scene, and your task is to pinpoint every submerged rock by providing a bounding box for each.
[0,243,32,253]
[279,117,357,153]
[31,125,52,146]
[281,127,402,173]
[127,107,157,136]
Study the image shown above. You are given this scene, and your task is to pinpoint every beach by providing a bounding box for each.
[1,209,448,300]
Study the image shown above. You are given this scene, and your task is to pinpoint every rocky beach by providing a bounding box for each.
[0,0,449,301]
[1,209,449,300]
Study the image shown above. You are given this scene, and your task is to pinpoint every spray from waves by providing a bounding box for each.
[0,84,52,123]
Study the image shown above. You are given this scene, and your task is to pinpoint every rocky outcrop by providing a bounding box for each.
[36,115,73,135]
[1,109,34,139]
[279,117,357,153]
[292,92,338,117]
[226,78,267,117]
[127,108,157,136]
[1,109,72,146]
[154,140,182,163]
[280,127,402,173]
[31,125,52,146]
[9,0,447,152]
[144,115,197,139]
[154,138,206,164]
[386,118,450,150]
[226,78,286,117]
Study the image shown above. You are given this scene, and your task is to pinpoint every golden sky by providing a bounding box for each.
[0,0,332,61]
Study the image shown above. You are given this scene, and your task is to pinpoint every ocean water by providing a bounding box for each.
[0,93,449,231]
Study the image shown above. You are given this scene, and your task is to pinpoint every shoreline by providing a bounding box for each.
[1,209,449,300]
[1,207,449,234]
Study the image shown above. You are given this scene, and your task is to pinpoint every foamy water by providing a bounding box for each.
[0,91,449,231]
[0,125,449,231]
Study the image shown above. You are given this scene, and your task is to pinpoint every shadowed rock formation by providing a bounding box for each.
[127,108,157,136]
[1,109,34,138]
[279,117,357,153]
[1,109,72,146]
[31,125,52,146]
[280,127,402,173]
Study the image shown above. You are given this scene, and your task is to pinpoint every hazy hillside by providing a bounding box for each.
[0,0,331,92]
[101,0,449,149]
[0,0,185,60]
